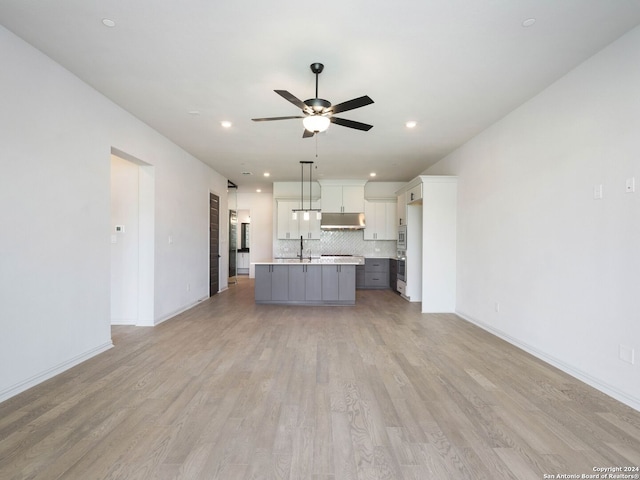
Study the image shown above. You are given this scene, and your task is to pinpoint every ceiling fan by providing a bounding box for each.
[252,62,374,138]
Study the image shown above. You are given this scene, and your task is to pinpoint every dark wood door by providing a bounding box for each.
[209,193,220,296]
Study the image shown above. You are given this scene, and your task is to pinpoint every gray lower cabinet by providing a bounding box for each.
[357,258,390,289]
[356,265,365,289]
[321,265,356,302]
[288,265,323,302]
[255,265,289,302]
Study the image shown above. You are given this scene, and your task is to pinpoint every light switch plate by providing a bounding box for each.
[115,225,125,233]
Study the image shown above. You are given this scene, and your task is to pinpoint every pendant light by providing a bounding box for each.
[292,161,321,221]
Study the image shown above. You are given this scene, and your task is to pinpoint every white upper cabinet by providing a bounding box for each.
[277,200,320,240]
[320,182,365,213]
[397,192,406,226]
[277,200,300,240]
[298,201,321,239]
[364,200,397,240]
[406,183,423,204]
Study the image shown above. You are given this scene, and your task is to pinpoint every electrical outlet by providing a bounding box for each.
[626,177,635,193]
[187,283,191,291]
[494,302,500,312]
[593,184,603,199]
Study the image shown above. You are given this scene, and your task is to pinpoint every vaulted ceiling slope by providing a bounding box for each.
[2,1,640,192]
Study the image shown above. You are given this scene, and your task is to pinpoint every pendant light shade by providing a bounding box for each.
[302,115,330,133]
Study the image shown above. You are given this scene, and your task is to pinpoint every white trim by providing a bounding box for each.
[154,295,209,326]
[0,342,114,403]
[456,310,640,412]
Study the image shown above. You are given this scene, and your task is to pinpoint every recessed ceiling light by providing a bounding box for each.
[241,171,252,175]
[522,18,536,27]
[102,18,116,28]
[263,172,270,177]
[221,121,232,128]
[405,121,417,129]
[370,172,377,177]
[256,189,262,193]
[188,110,200,116]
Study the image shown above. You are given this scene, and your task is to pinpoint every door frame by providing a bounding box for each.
[110,148,155,326]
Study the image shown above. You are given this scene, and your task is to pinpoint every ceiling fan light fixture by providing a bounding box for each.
[303,115,330,133]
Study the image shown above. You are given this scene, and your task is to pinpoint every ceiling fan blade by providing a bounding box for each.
[252,116,304,122]
[302,129,315,138]
[275,90,310,112]
[327,95,374,114]
[330,117,373,131]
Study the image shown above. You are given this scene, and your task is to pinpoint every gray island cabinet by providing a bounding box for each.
[253,258,362,305]
[288,264,322,302]
[254,265,289,302]
[321,265,356,303]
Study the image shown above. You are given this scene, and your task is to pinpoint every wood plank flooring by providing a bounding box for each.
[1,277,639,479]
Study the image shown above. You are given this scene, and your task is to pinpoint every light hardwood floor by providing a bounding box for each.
[1,277,639,479]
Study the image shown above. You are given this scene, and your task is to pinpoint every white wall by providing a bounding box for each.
[426,26,640,410]
[0,26,228,401]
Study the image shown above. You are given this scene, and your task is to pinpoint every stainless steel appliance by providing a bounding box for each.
[320,212,366,230]
[397,251,406,282]
[397,225,407,250]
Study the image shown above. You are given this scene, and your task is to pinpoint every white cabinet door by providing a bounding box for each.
[364,200,381,240]
[364,200,396,240]
[298,201,321,239]
[406,183,423,204]
[277,200,300,239]
[321,185,344,212]
[397,193,406,226]
[321,185,364,213]
[238,252,250,269]
[342,186,365,212]
[381,202,397,240]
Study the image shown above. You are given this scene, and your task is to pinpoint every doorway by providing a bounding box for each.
[237,209,251,276]
[110,149,155,326]
[209,193,220,296]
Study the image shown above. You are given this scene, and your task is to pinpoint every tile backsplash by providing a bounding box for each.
[274,230,397,258]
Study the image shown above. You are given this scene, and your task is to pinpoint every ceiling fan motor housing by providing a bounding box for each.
[304,98,331,114]
[310,63,324,74]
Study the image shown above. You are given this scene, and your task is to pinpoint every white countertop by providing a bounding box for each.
[253,256,365,265]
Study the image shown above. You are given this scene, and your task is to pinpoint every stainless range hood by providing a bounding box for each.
[320,212,366,230]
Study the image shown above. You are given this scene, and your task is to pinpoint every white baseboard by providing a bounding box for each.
[154,295,210,326]
[0,341,114,403]
[456,310,640,412]
[110,318,136,325]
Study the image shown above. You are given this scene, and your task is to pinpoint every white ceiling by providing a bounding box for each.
[2,1,640,192]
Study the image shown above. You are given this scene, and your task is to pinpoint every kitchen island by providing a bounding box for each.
[253,256,364,305]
